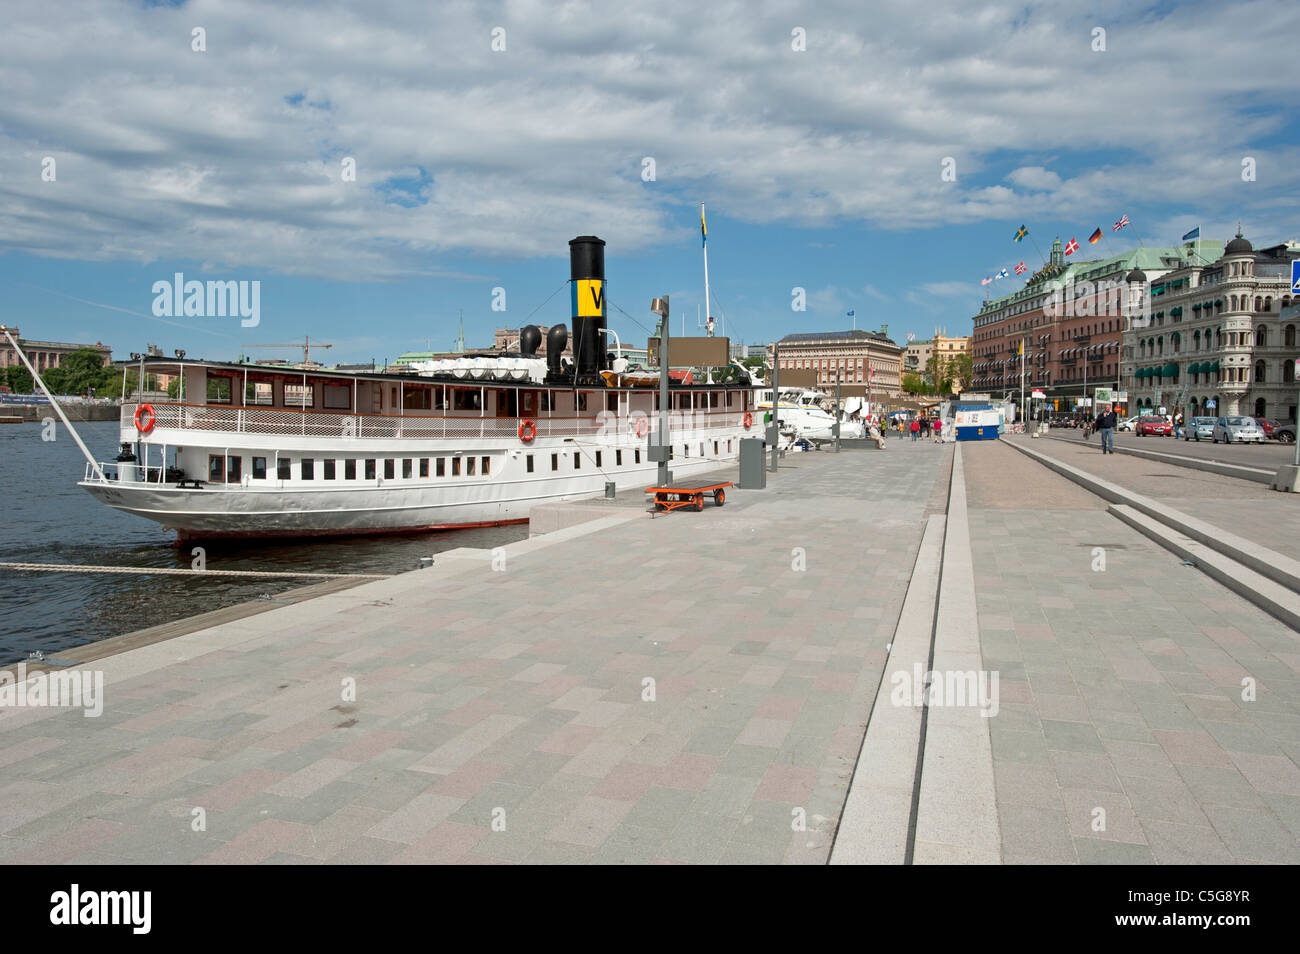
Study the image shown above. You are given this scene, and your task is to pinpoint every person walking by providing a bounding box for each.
[910,418,920,442]
[1095,404,1118,454]
[1174,410,1184,440]
[920,416,931,439]
[932,418,943,443]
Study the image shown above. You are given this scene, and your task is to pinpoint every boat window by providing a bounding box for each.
[403,388,432,411]
[324,385,351,410]
[419,458,429,478]
[208,455,225,482]
[714,441,719,455]
[436,457,445,477]
[574,452,581,469]
[481,456,490,475]
[526,454,534,473]
[551,453,558,471]
[595,451,602,467]
[302,458,314,480]
[278,458,291,480]
[365,459,376,480]
[390,387,398,408]
[616,450,622,466]
[345,459,356,480]
[699,443,705,456]
[452,457,461,476]
[467,456,476,476]
[252,457,267,480]
[285,383,313,408]
[710,392,719,408]
[206,376,232,405]
[540,391,551,412]
[384,459,394,480]
[402,458,412,479]
[246,382,274,406]
[727,392,734,407]
[452,389,481,411]
[607,393,618,412]
[324,459,336,480]
[635,449,641,464]
[577,392,589,412]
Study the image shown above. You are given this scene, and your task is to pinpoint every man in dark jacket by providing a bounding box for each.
[1095,405,1118,454]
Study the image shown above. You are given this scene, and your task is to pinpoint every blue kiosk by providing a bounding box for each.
[953,401,1003,441]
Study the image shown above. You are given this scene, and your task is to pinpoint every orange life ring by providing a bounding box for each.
[518,419,536,443]
[134,403,156,434]
[635,417,648,438]
[743,412,753,430]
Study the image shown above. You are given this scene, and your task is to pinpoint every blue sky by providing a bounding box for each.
[2,0,1297,364]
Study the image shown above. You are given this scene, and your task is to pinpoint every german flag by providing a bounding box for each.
[1089,228,1103,244]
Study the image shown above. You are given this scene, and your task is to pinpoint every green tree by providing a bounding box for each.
[951,353,973,391]
[57,348,109,395]
[4,366,34,394]
[42,365,70,394]
[900,371,927,395]
[926,353,953,395]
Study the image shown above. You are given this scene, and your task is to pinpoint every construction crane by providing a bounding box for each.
[241,336,334,366]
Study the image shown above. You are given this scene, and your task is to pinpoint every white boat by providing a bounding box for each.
[750,385,865,444]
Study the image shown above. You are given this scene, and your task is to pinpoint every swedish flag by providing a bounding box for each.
[1014,225,1027,243]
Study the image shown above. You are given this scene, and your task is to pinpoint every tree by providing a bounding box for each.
[951,353,973,392]
[926,353,953,395]
[900,371,927,395]
[56,348,110,395]
[4,366,33,394]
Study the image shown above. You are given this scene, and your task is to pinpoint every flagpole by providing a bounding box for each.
[701,202,711,336]
[1020,336,1026,426]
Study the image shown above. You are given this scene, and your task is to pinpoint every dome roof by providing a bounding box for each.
[1225,232,1252,255]
[1125,267,1147,283]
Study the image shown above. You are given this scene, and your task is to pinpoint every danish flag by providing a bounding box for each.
[1065,238,1079,255]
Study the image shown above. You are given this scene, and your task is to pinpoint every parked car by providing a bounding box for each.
[1184,416,1216,441]
[1212,416,1265,444]
[1274,424,1297,444]
[1136,416,1172,436]
[1255,418,1284,438]
[1117,415,1140,432]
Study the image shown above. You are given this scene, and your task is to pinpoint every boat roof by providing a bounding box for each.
[114,355,752,389]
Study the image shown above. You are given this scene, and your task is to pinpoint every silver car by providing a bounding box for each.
[1212,416,1265,444]
[1184,416,1216,441]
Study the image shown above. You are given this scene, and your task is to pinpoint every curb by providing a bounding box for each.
[1041,433,1274,485]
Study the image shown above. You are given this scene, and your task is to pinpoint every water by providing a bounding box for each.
[0,420,527,663]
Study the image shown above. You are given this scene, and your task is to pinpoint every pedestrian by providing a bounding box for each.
[1174,410,1184,440]
[920,416,931,438]
[1095,404,1118,454]
[910,418,920,441]
[932,418,943,443]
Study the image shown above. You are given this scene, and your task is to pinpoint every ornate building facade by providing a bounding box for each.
[0,326,112,372]
[774,329,903,396]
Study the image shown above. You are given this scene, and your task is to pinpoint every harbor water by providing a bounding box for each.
[0,419,527,664]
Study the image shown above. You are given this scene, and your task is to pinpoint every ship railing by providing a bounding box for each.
[84,461,166,484]
[120,403,743,441]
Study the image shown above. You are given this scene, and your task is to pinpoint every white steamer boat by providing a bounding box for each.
[68,236,761,541]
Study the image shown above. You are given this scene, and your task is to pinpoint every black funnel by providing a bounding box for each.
[569,235,607,387]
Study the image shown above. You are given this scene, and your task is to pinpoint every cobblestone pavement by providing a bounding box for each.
[1016,435,1300,559]
[964,440,1300,864]
[0,446,948,865]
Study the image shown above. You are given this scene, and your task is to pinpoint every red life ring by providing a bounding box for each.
[134,403,156,434]
[743,412,753,430]
[635,417,649,438]
[518,419,536,443]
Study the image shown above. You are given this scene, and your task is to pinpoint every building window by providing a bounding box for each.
[252,457,266,480]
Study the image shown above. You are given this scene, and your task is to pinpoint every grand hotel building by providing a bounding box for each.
[773,329,903,396]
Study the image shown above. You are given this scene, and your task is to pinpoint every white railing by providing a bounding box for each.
[120,402,745,441]
[84,461,166,484]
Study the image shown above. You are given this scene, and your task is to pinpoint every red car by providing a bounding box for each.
[1136,416,1172,436]
[1255,418,1282,438]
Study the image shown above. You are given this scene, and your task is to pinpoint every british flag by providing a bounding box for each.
[1113,214,1129,232]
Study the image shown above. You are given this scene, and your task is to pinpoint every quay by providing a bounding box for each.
[1,436,1298,864]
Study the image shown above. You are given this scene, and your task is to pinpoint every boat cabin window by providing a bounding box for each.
[404,388,432,411]
[365,459,376,480]
[383,459,394,480]
[452,457,461,476]
[228,457,242,482]
[576,392,590,412]
[709,392,719,408]
[324,385,351,410]
[345,459,356,480]
[595,451,602,467]
[616,450,622,466]
[452,388,481,411]
[635,449,641,464]
[301,458,314,480]
[206,375,232,405]
[526,454,534,473]
[324,459,336,480]
[727,392,734,407]
[419,458,429,477]
[467,457,476,476]
[551,453,558,471]
[278,458,291,480]
[246,382,274,406]
[494,389,518,417]
[573,452,581,469]
[285,383,313,408]
[481,456,490,475]
[391,387,398,408]
[252,457,267,480]
[208,455,225,482]
[402,458,412,479]
[436,458,445,477]
[607,393,618,412]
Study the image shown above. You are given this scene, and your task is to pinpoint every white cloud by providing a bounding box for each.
[0,0,1296,279]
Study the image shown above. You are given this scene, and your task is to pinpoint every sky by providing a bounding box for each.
[1,0,1297,365]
